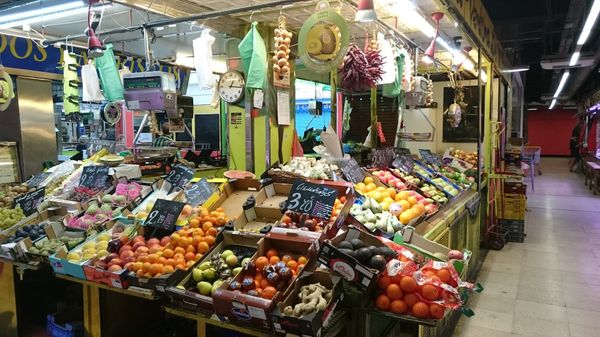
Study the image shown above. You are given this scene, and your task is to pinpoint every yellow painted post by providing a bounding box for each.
[0,261,17,337]
[371,87,378,147]
[330,71,337,129]
[197,319,207,337]
[83,284,101,337]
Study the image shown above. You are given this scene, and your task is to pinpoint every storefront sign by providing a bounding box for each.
[0,34,188,87]
[447,0,506,69]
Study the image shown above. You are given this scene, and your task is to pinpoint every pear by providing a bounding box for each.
[192,268,204,282]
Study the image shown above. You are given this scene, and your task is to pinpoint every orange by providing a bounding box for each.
[386,283,403,300]
[404,293,419,307]
[256,256,269,270]
[269,256,280,264]
[216,217,227,226]
[163,265,175,274]
[165,259,177,267]
[184,252,196,261]
[203,235,216,246]
[364,176,374,185]
[174,247,186,256]
[375,294,391,311]
[377,275,391,290]
[186,245,196,254]
[195,253,203,261]
[162,248,174,259]
[366,183,377,192]
[260,279,270,289]
[206,227,218,237]
[298,256,308,265]
[261,286,277,299]
[266,248,278,259]
[189,218,200,228]
[281,255,292,263]
[386,188,397,200]
[191,236,203,247]
[437,269,452,283]
[286,260,299,271]
[177,229,188,237]
[186,260,195,268]
[412,302,430,319]
[158,257,167,265]
[197,242,210,254]
[254,273,263,281]
[400,276,417,293]
[173,253,185,261]
[390,300,408,314]
[170,233,180,245]
[429,303,445,319]
[421,284,440,301]
[149,263,163,276]
[136,269,145,277]
[202,222,213,232]
[339,196,347,204]
[147,254,160,264]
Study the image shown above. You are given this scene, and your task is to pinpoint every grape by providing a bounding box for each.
[0,207,25,230]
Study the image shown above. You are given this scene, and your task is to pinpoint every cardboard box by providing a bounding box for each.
[130,179,183,216]
[212,232,318,330]
[24,214,88,263]
[165,231,261,313]
[271,270,343,337]
[256,183,292,209]
[233,206,283,233]
[317,226,385,290]
[204,179,264,220]
[393,227,470,275]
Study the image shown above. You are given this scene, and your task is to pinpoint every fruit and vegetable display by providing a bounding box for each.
[335,237,396,271]
[448,149,477,166]
[66,200,123,231]
[412,165,433,179]
[279,197,346,232]
[431,177,460,197]
[282,283,333,317]
[189,246,255,296]
[3,223,49,244]
[440,167,474,187]
[227,249,307,300]
[101,181,143,207]
[340,43,384,92]
[0,207,25,230]
[369,171,408,191]
[0,183,34,208]
[28,235,85,257]
[64,232,110,264]
[272,16,292,79]
[272,157,339,180]
[350,199,403,235]
[389,169,421,186]
[419,183,448,204]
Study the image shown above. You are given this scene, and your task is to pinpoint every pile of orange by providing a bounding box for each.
[231,248,308,300]
[127,222,219,278]
[187,206,228,228]
[374,274,445,320]
[330,196,347,222]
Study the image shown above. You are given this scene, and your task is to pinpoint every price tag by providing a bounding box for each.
[341,158,364,184]
[287,180,338,219]
[371,148,395,168]
[13,187,45,216]
[165,164,195,191]
[79,165,110,189]
[143,199,186,231]
[396,148,412,156]
[185,178,215,206]
[26,172,51,188]
[392,155,414,174]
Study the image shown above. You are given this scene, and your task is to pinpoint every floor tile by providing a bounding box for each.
[512,316,570,337]
[467,308,513,333]
[566,307,600,328]
[514,299,567,322]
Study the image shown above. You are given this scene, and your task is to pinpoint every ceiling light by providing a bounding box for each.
[553,71,570,98]
[577,0,600,45]
[355,0,377,23]
[569,51,580,66]
[463,59,474,71]
[0,1,84,25]
[388,0,435,38]
[527,107,538,111]
[549,99,557,110]
[501,66,530,73]
[0,4,111,30]
[480,70,488,83]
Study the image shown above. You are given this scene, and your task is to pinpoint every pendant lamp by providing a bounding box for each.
[87,2,104,58]
[355,0,377,23]
[422,12,444,64]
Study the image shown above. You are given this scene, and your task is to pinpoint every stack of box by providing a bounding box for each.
[0,142,20,183]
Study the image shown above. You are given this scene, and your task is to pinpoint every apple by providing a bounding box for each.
[160,236,171,247]
[120,250,135,260]
[147,238,160,246]
[135,246,149,255]
[108,258,123,268]
[118,245,133,255]
[132,241,146,252]
[132,235,145,245]
[108,264,123,272]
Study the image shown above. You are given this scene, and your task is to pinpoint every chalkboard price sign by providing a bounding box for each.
[287,180,338,219]
[185,178,215,206]
[392,155,414,174]
[26,172,51,188]
[13,187,45,216]
[341,158,364,184]
[143,199,186,231]
[419,149,441,167]
[165,164,194,191]
[371,148,395,168]
[79,165,110,189]
[396,148,412,156]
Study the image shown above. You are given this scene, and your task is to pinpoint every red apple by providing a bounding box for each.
[108,258,123,268]
[135,246,149,255]
[132,235,145,245]
[104,253,118,263]
[118,245,132,255]
[122,256,136,265]
[147,238,160,246]
[108,264,123,272]
[160,236,171,247]
[120,250,135,260]
[132,241,146,252]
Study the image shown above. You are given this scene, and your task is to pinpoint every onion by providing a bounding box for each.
[273,64,281,73]
[277,58,288,67]
[276,51,286,59]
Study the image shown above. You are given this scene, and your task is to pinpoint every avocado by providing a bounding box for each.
[368,246,379,256]
[339,248,356,258]
[377,246,397,258]
[356,247,372,263]
[338,241,354,250]
[370,255,386,271]
[350,238,365,250]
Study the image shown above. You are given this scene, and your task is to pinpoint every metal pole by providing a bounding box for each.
[133,112,149,146]
[142,27,152,70]
[42,0,312,46]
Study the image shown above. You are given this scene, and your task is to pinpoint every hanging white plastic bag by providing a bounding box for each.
[377,33,396,85]
[81,62,105,102]
[193,29,216,90]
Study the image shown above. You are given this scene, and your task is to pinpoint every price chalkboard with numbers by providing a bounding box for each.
[392,155,414,174]
[341,158,364,184]
[419,149,442,167]
[13,187,45,216]
[79,165,110,189]
[371,147,395,168]
[165,164,195,191]
[287,180,338,220]
[26,172,51,188]
[143,199,186,232]
[185,178,215,206]
[396,148,412,156]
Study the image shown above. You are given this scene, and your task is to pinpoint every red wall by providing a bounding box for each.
[527,108,578,156]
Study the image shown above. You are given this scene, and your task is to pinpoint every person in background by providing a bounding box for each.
[153,122,175,147]
[569,123,582,172]
[71,135,89,160]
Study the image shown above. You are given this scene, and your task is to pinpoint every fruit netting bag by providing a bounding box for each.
[193,29,216,90]
[238,22,267,90]
[94,44,124,102]
[411,260,474,310]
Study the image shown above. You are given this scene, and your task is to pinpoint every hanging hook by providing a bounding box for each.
[249,10,256,22]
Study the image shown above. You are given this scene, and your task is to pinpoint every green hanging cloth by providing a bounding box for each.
[63,50,79,115]
[383,51,405,98]
[94,44,124,102]
[238,22,267,90]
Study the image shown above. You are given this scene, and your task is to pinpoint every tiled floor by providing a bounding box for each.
[453,158,600,337]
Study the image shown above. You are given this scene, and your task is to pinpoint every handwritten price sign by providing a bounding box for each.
[13,187,45,216]
[287,180,338,219]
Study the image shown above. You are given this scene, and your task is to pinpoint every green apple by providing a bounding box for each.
[192,268,204,282]
[197,281,212,296]
[225,255,238,267]
[221,250,234,259]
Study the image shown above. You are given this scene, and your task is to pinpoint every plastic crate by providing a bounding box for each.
[501,219,525,243]
[46,314,84,337]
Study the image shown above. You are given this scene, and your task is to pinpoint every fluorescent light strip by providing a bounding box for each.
[0,1,85,24]
[577,0,600,45]
[549,99,557,110]
[553,71,570,98]
[480,70,488,83]
[0,4,111,30]
[569,51,581,66]
[502,67,529,73]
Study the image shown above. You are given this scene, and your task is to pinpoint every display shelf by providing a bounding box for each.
[416,190,479,238]
[55,274,159,300]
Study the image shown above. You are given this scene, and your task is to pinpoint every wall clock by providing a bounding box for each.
[218,70,245,104]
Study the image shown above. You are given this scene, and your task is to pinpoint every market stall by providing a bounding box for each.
[0,0,520,336]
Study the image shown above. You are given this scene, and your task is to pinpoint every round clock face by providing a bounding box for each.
[218,71,245,103]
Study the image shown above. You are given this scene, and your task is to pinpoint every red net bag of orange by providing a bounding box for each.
[411,260,474,311]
